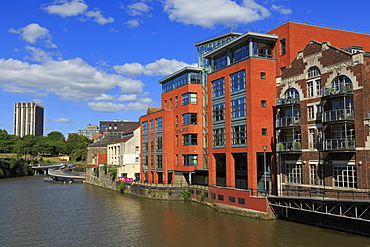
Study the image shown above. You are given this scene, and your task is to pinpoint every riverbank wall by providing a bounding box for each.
[85,171,275,220]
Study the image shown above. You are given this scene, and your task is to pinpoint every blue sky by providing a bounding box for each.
[1,0,369,137]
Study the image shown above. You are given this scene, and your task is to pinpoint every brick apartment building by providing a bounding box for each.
[139,21,370,212]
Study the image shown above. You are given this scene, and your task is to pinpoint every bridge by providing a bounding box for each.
[268,194,370,237]
[31,163,85,181]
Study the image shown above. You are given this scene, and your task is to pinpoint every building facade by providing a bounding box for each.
[107,127,141,181]
[276,40,370,199]
[14,102,44,137]
[78,124,100,140]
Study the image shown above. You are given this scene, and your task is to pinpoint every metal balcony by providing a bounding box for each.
[277,140,302,152]
[323,109,354,122]
[276,95,300,106]
[276,116,301,128]
[323,138,355,151]
[323,84,353,97]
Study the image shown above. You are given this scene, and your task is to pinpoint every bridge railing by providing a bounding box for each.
[279,185,370,200]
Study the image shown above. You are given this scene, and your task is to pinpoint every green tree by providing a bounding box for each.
[0,129,20,154]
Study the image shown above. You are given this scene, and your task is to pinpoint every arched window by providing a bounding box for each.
[332,75,352,93]
[307,66,321,78]
[284,87,300,104]
[307,66,321,97]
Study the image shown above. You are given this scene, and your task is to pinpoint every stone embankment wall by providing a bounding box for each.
[86,170,275,219]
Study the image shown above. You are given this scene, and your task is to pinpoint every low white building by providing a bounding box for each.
[107,126,140,181]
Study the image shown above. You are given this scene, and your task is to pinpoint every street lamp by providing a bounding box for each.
[263,145,267,193]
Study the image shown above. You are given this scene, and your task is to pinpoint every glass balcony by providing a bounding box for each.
[277,140,302,152]
[323,109,354,122]
[324,138,355,151]
[276,95,300,106]
[324,84,353,96]
[276,116,301,128]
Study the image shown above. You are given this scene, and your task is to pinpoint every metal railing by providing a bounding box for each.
[324,84,353,96]
[276,116,301,128]
[277,140,302,152]
[276,96,300,106]
[324,138,355,151]
[323,109,354,122]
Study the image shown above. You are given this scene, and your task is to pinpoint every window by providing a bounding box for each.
[213,128,226,146]
[261,100,266,108]
[217,194,224,201]
[333,165,356,188]
[308,129,315,149]
[135,157,140,163]
[183,133,198,145]
[135,146,139,152]
[318,164,324,185]
[230,70,246,92]
[156,136,162,150]
[316,80,322,96]
[310,164,316,185]
[156,155,163,169]
[316,104,322,120]
[175,96,178,107]
[182,92,197,105]
[238,198,245,205]
[228,196,235,203]
[280,39,286,55]
[175,135,178,146]
[182,113,197,125]
[307,81,314,97]
[260,72,266,79]
[231,41,248,63]
[262,128,267,136]
[142,121,148,135]
[156,118,162,133]
[170,98,173,109]
[286,163,302,184]
[214,52,228,70]
[308,66,321,78]
[231,97,246,119]
[175,115,178,127]
[212,78,225,98]
[308,105,314,119]
[213,102,225,122]
[331,75,352,93]
[232,125,246,145]
[183,154,198,166]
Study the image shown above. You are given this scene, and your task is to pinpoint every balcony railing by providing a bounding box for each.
[324,84,353,96]
[277,140,302,152]
[276,96,300,106]
[324,138,355,151]
[276,116,301,128]
[323,109,354,122]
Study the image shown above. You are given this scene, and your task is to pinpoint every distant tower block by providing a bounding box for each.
[14,102,44,137]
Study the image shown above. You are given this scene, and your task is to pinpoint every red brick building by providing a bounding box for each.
[276,40,370,199]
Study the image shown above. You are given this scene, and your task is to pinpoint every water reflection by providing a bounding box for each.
[1,176,370,247]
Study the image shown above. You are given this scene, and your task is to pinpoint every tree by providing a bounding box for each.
[0,129,20,154]
[65,134,91,155]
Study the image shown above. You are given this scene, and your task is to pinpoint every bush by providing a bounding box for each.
[117,182,126,193]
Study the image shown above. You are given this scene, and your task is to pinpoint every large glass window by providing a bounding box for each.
[214,52,228,70]
[213,128,226,146]
[162,71,202,93]
[286,163,302,184]
[156,155,163,169]
[142,121,148,135]
[213,102,225,122]
[156,136,162,150]
[182,93,197,105]
[252,39,273,57]
[231,41,248,63]
[333,165,356,188]
[183,154,198,166]
[231,97,246,119]
[182,113,197,125]
[212,78,225,98]
[232,125,247,145]
[156,118,162,133]
[230,70,246,92]
[310,164,317,185]
[183,133,198,145]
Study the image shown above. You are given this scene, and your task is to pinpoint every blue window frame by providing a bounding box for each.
[232,97,246,119]
[212,78,225,98]
[182,93,197,105]
[231,70,246,93]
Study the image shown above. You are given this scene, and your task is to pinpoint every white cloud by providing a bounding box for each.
[85,10,114,25]
[114,58,196,77]
[25,46,61,62]
[271,4,292,15]
[125,19,142,28]
[127,2,151,16]
[9,23,57,48]
[0,58,144,100]
[31,99,44,104]
[42,0,88,17]
[46,118,71,123]
[118,94,137,102]
[162,0,270,27]
[94,93,117,101]
[87,101,148,112]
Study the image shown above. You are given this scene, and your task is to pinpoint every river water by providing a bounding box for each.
[1,176,370,247]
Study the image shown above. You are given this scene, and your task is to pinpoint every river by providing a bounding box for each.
[1,176,370,247]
